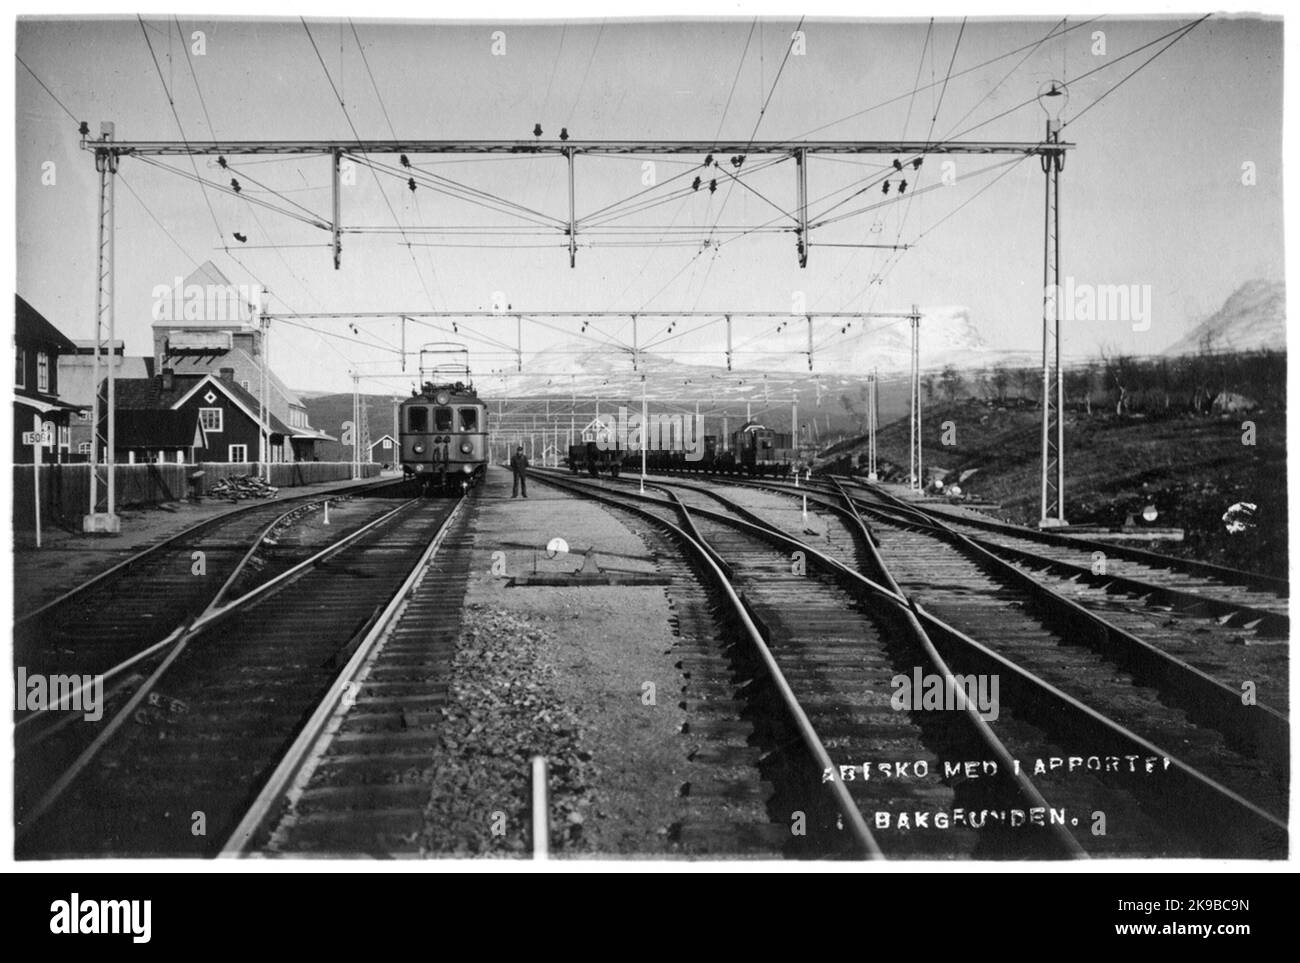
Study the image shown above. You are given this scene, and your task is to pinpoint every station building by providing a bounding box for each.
[13,296,82,463]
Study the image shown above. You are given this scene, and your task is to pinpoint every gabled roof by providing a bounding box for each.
[112,372,202,410]
[173,374,295,437]
[15,296,77,352]
[163,343,306,411]
[111,373,293,437]
[153,261,260,326]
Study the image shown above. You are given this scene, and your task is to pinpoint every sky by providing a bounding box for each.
[14,12,1285,394]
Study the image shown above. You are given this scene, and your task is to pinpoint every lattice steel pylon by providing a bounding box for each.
[359,393,372,465]
[1038,84,1068,527]
[908,308,922,492]
[866,369,878,481]
[85,122,120,533]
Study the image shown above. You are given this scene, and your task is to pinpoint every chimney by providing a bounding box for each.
[218,367,235,383]
[162,367,174,391]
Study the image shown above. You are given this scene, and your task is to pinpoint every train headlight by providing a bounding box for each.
[460,442,473,454]
[413,443,425,454]
[434,391,450,405]
[462,464,473,472]
[414,463,425,472]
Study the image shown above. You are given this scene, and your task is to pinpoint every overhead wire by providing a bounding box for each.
[623,19,757,313]
[687,16,806,311]
[301,17,441,313]
[15,53,81,125]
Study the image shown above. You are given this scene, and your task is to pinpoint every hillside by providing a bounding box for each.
[303,393,404,461]
[1163,279,1286,355]
[820,399,1287,577]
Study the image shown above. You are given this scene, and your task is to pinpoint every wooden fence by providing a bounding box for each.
[12,462,382,531]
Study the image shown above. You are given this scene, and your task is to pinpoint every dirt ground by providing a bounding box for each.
[447,468,694,857]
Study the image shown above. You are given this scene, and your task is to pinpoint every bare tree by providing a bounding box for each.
[1013,366,1038,404]
[1098,345,1132,415]
[939,364,964,403]
[991,365,1010,403]
[1064,364,1094,415]
[840,393,863,434]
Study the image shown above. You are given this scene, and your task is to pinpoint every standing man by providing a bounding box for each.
[510,445,530,498]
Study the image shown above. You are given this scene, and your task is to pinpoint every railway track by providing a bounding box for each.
[14,476,412,681]
[643,470,1290,713]
[225,498,475,857]
[847,480,1288,632]
[708,470,1287,626]
[15,491,462,858]
[657,473,1288,800]
[537,468,1287,858]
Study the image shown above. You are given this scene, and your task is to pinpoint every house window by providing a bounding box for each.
[36,352,49,392]
[15,348,26,389]
[78,442,91,455]
[228,444,248,462]
[58,426,70,449]
[241,380,250,391]
[199,407,223,432]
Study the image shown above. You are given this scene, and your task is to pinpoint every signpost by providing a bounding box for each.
[24,415,53,548]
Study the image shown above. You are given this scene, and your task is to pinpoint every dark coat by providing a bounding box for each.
[510,452,530,474]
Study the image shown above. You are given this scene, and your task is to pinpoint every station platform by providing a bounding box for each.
[460,464,692,853]
[467,465,660,578]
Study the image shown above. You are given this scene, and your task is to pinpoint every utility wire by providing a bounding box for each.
[138,15,228,255]
[301,17,440,313]
[1065,15,1210,128]
[793,17,1099,139]
[687,16,806,310]
[15,54,80,124]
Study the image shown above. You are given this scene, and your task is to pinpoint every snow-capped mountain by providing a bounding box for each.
[1162,279,1286,355]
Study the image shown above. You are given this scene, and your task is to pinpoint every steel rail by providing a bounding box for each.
[221,495,469,856]
[547,469,1288,851]
[14,495,425,840]
[840,475,1288,596]
[645,470,1290,777]
[539,471,1085,856]
[14,476,404,625]
[532,471,884,858]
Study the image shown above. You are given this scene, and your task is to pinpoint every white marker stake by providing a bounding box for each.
[323,500,330,526]
[802,494,808,525]
[532,755,549,860]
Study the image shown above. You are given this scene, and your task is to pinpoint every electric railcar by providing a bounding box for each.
[400,380,488,492]
[399,345,489,492]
